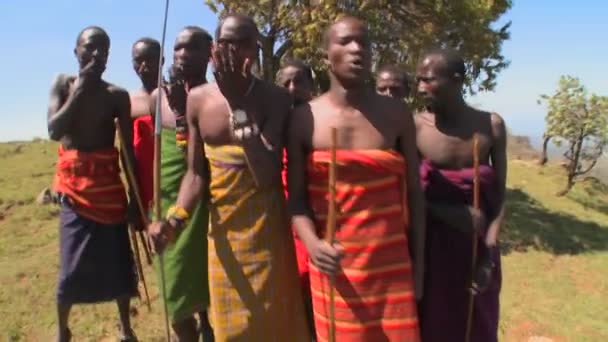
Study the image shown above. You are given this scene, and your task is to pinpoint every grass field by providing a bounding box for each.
[1,140,607,341]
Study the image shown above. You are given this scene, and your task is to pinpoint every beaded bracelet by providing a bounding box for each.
[166,204,190,230]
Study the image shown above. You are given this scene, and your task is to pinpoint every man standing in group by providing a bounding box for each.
[47,26,139,342]
[414,48,506,342]
[287,16,425,341]
[130,37,162,214]
[375,64,411,100]
[276,58,316,337]
[148,26,214,341]
[149,15,310,341]
[276,58,315,106]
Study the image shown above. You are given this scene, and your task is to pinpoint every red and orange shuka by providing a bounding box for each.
[306,149,420,342]
[53,145,127,224]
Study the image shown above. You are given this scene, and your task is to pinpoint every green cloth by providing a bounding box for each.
[154,128,209,323]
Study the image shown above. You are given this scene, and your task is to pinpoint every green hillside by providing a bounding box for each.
[1,140,607,341]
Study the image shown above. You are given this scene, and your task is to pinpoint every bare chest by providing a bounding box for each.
[417,126,492,168]
[63,88,118,149]
[198,97,272,145]
[130,93,151,118]
[312,110,396,150]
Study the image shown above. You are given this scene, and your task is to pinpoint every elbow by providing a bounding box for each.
[47,118,65,141]
[48,126,61,141]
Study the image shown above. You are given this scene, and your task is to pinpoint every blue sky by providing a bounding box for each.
[0,0,606,142]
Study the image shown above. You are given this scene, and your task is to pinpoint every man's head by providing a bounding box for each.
[276,59,314,105]
[74,26,110,77]
[375,65,410,100]
[132,37,161,89]
[173,26,213,80]
[416,48,466,111]
[214,14,259,74]
[323,16,371,88]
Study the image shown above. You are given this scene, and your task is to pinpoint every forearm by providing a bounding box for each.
[47,89,84,140]
[174,169,206,216]
[485,205,505,246]
[407,188,426,280]
[292,215,320,251]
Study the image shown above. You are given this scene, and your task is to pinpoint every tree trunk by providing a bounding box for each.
[557,172,575,196]
[538,134,552,166]
[260,37,276,82]
[558,130,585,196]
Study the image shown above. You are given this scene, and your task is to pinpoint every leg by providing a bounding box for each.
[56,302,72,342]
[198,311,214,342]
[172,317,198,342]
[117,295,136,341]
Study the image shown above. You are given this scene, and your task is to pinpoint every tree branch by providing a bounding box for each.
[575,158,599,176]
[274,40,293,61]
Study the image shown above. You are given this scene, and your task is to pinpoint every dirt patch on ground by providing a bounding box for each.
[503,320,563,342]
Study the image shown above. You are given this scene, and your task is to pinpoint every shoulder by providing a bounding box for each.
[489,112,507,143]
[129,88,148,99]
[489,112,506,131]
[106,82,129,99]
[413,110,436,130]
[50,73,73,92]
[372,93,411,127]
[472,108,505,136]
[190,82,218,103]
[51,73,73,85]
[257,79,292,108]
[305,94,330,120]
[289,100,316,142]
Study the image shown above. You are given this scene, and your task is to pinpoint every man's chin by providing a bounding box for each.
[141,75,158,85]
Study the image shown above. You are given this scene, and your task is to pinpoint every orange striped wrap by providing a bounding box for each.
[53,145,127,225]
[307,149,420,342]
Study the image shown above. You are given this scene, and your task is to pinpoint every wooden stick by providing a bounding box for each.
[154,1,172,340]
[325,127,338,342]
[128,228,143,302]
[128,226,149,306]
[139,230,153,265]
[113,118,151,312]
[465,133,481,342]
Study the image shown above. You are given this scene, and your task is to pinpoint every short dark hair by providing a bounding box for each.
[76,26,109,46]
[181,26,213,44]
[322,15,365,49]
[214,13,259,41]
[376,65,409,86]
[422,47,466,81]
[278,58,314,82]
[132,37,160,49]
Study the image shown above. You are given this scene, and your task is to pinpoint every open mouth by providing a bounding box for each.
[349,58,364,70]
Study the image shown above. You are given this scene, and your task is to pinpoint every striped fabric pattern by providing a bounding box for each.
[205,144,311,342]
[307,149,420,342]
[53,145,127,224]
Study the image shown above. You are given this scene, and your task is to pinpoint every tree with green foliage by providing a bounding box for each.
[204,0,511,93]
[538,75,608,195]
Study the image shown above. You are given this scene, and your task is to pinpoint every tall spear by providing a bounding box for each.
[325,127,338,342]
[465,133,481,342]
[154,0,171,340]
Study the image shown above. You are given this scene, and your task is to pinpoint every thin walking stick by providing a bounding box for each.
[154,0,172,340]
[114,118,151,312]
[325,127,338,342]
[465,133,481,342]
